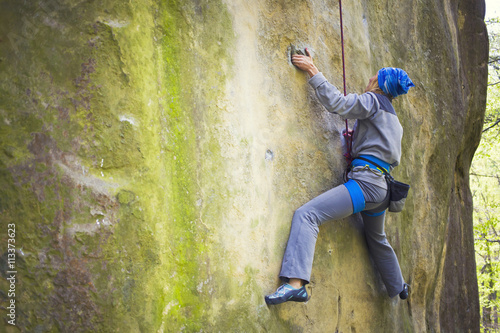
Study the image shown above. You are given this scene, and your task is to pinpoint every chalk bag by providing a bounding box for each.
[388,178,410,213]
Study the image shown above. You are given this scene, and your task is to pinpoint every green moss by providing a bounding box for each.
[0,0,164,331]
[117,190,135,205]
[154,0,236,330]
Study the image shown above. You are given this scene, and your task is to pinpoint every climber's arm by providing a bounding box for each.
[308,73,378,120]
[292,49,377,120]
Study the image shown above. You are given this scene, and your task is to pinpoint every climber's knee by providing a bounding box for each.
[293,206,320,229]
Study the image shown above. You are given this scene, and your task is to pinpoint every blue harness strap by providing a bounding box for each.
[344,179,365,214]
[351,154,390,173]
[345,155,391,215]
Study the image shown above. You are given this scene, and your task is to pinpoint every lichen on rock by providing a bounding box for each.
[0,0,488,332]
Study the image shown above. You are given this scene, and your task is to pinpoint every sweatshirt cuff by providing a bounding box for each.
[308,72,327,89]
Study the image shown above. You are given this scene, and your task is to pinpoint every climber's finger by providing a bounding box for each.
[292,54,315,73]
[291,54,303,65]
[292,56,308,70]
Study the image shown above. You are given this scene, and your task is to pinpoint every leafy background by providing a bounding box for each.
[472,15,500,332]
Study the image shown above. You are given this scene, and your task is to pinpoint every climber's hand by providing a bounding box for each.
[291,48,319,77]
[342,129,353,138]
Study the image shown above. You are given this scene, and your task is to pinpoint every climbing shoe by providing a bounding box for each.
[265,284,309,305]
[399,283,409,300]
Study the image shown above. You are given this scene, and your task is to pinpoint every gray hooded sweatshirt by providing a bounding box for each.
[309,72,403,170]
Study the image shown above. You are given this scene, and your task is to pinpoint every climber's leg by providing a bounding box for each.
[278,184,353,284]
[361,211,405,298]
[265,184,354,305]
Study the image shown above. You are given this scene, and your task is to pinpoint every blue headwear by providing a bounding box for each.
[377,67,415,98]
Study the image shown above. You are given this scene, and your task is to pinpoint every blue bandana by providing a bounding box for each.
[377,67,415,98]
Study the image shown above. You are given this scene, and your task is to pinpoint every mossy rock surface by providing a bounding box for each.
[0,0,488,332]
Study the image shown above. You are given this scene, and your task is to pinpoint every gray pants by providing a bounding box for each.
[279,170,404,298]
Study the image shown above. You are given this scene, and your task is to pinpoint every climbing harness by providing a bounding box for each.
[355,156,410,213]
[338,0,353,164]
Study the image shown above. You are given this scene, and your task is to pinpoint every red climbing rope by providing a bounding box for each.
[339,0,353,164]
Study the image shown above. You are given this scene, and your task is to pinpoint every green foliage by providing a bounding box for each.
[484,18,500,136]
[472,18,500,332]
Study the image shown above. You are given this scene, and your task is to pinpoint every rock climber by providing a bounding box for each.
[265,48,415,305]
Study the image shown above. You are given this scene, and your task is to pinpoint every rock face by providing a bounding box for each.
[0,0,488,332]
